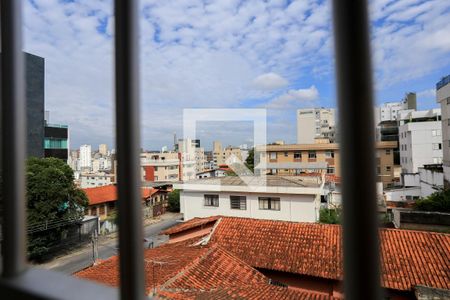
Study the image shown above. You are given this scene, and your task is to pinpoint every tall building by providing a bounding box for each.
[79,145,92,169]
[436,75,450,187]
[0,53,45,158]
[44,124,69,161]
[398,109,442,173]
[376,93,418,166]
[296,108,335,144]
[99,144,108,156]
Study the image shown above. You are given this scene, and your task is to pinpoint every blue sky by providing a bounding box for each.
[23,0,450,151]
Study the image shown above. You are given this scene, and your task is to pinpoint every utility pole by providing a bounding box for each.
[91,230,99,265]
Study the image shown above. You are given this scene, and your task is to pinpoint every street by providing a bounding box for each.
[37,213,182,274]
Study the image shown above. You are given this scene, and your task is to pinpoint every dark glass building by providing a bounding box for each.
[25,53,45,158]
[44,123,69,161]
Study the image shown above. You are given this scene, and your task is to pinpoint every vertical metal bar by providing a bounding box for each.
[1,0,28,277]
[114,0,145,299]
[332,1,381,299]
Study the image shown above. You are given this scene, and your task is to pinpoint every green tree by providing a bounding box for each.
[26,157,88,259]
[245,148,255,172]
[415,189,450,213]
[319,208,341,224]
[168,189,180,212]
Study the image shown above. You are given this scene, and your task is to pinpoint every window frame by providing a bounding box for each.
[258,197,281,211]
[0,0,382,298]
[230,195,247,210]
[308,151,317,159]
[204,194,219,207]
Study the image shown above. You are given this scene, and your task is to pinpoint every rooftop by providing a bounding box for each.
[183,175,320,188]
[76,239,337,299]
[165,216,450,293]
[82,185,158,206]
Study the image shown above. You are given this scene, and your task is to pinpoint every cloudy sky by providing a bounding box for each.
[23,0,450,151]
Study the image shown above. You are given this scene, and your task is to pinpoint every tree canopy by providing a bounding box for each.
[245,148,255,172]
[26,157,88,259]
[168,189,180,212]
[415,188,450,213]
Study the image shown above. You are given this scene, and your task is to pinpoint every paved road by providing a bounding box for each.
[38,214,182,274]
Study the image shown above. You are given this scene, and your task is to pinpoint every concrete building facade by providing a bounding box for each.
[398,109,443,173]
[436,75,450,187]
[176,176,322,222]
[141,152,180,182]
[79,144,92,169]
[296,108,335,144]
[256,141,398,187]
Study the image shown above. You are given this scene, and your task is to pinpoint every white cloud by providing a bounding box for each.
[21,0,450,149]
[267,86,319,108]
[417,88,436,99]
[252,72,288,90]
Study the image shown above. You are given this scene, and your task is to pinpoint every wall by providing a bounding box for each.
[181,191,318,222]
[384,187,421,201]
[437,82,450,187]
[419,168,443,197]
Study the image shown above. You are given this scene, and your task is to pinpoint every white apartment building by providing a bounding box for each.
[176,176,322,222]
[398,109,442,173]
[374,93,417,124]
[436,75,450,187]
[80,173,113,188]
[79,144,92,169]
[296,108,335,144]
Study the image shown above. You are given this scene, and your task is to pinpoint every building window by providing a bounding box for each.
[294,152,301,159]
[327,167,335,174]
[308,151,316,159]
[325,151,334,158]
[258,197,280,211]
[448,119,450,126]
[230,196,246,210]
[433,143,442,150]
[385,149,390,155]
[284,152,288,157]
[386,166,391,172]
[376,167,381,175]
[204,194,219,207]
[269,152,277,160]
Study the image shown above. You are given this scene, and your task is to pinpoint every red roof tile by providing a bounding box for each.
[209,217,450,292]
[76,240,337,299]
[82,185,158,206]
[160,216,221,235]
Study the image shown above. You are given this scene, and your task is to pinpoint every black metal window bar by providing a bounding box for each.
[0,0,380,299]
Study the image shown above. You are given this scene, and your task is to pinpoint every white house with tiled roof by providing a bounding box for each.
[175,175,323,222]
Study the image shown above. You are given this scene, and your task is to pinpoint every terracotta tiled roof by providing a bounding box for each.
[75,240,209,294]
[160,216,221,235]
[209,217,450,292]
[75,239,337,299]
[82,185,158,206]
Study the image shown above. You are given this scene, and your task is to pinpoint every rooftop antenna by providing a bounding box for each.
[173,132,177,151]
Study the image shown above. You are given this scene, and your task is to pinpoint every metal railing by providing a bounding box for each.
[0,0,380,299]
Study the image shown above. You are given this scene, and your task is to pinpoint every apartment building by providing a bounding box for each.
[99,144,108,156]
[80,172,114,188]
[437,75,450,187]
[141,152,180,182]
[255,140,398,187]
[212,141,243,167]
[79,144,92,170]
[296,108,336,144]
[398,109,442,173]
